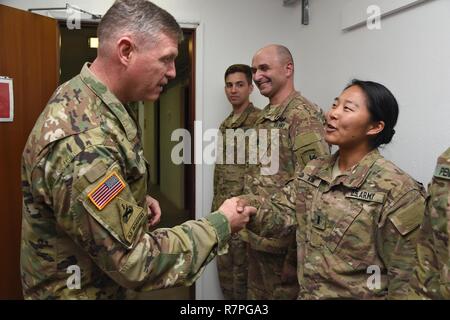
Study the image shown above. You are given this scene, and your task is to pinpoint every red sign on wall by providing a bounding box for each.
[0,77,14,122]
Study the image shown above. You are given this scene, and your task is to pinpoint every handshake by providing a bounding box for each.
[218,197,257,233]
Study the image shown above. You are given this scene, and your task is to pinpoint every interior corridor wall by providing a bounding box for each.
[291,0,450,185]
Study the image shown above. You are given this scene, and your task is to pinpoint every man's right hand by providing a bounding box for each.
[218,197,256,233]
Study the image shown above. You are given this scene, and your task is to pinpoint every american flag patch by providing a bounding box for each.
[88,172,125,210]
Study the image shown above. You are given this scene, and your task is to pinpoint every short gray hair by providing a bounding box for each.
[97,0,182,51]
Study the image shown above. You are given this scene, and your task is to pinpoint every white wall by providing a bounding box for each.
[292,0,450,184]
[3,0,449,300]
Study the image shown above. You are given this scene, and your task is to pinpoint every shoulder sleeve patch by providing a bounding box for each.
[85,161,108,183]
[81,168,146,248]
[388,198,425,236]
[88,171,126,210]
[293,132,329,167]
[294,132,321,150]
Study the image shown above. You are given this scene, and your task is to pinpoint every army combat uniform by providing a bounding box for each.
[211,104,261,300]
[257,149,426,299]
[240,91,330,299]
[412,147,450,299]
[21,63,231,299]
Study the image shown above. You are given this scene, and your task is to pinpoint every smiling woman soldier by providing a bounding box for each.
[243,79,427,299]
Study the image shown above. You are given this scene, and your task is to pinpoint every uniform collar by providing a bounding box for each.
[223,102,255,128]
[79,63,137,141]
[314,149,383,188]
[260,90,300,122]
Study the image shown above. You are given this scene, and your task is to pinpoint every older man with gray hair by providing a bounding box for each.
[20,0,255,299]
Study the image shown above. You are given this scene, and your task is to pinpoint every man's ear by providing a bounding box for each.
[285,61,294,78]
[116,36,134,67]
[249,83,254,94]
[367,120,385,138]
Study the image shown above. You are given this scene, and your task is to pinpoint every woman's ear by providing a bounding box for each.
[367,120,385,138]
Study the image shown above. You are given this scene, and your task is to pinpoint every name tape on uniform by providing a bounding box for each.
[434,164,450,180]
[345,190,385,204]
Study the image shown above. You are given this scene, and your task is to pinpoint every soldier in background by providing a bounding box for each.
[411,147,450,299]
[246,80,426,299]
[20,0,255,299]
[239,45,330,299]
[212,64,261,300]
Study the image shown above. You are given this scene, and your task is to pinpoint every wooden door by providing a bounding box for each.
[0,4,59,299]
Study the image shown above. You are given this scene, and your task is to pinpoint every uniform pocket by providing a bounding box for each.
[325,202,372,269]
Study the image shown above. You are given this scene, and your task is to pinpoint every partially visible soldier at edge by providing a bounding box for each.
[238,45,330,299]
[411,147,450,299]
[212,64,261,300]
[20,0,256,300]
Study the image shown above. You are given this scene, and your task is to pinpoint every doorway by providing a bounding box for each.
[59,23,197,299]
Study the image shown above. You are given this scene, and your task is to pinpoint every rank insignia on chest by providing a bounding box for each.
[88,171,126,210]
[311,211,327,230]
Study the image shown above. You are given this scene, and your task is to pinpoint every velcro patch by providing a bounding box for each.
[294,132,321,150]
[300,149,318,166]
[120,202,146,244]
[298,172,321,187]
[389,198,424,236]
[345,190,385,204]
[434,164,450,180]
[88,171,126,210]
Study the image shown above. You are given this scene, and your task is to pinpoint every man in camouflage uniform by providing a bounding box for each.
[20,0,255,299]
[253,149,426,299]
[411,147,450,299]
[212,64,261,300]
[239,45,330,299]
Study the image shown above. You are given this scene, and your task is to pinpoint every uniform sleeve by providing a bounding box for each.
[377,189,426,299]
[240,177,298,242]
[51,145,231,291]
[410,198,443,299]
[290,107,330,172]
[411,176,450,300]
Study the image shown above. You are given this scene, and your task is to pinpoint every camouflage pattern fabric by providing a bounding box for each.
[257,149,426,299]
[212,104,261,300]
[20,63,231,299]
[240,91,330,299]
[411,147,450,299]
